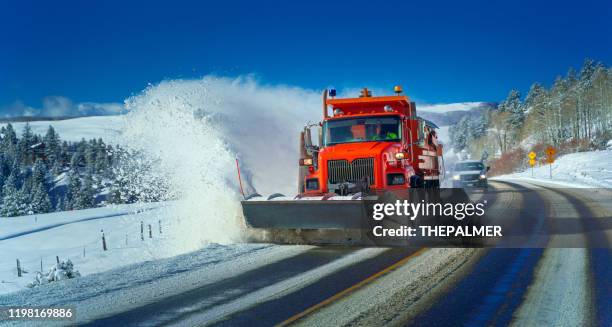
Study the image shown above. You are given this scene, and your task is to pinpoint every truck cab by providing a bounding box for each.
[298,87,443,197]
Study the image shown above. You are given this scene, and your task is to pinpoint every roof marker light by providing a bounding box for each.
[333,108,344,116]
[394,85,403,94]
[384,105,393,112]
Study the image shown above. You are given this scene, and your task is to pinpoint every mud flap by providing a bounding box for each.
[241,200,368,229]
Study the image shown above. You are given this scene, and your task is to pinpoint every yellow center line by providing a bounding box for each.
[277,247,428,326]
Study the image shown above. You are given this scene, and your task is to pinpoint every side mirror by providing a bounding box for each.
[318,126,323,147]
[486,166,490,172]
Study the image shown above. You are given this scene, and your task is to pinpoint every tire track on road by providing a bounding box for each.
[510,182,593,326]
[405,181,549,327]
[534,186,611,326]
[85,246,363,327]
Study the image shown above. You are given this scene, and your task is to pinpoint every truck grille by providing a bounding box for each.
[327,158,374,184]
[461,174,480,181]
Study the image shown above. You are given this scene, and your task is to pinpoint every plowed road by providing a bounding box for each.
[12,181,612,326]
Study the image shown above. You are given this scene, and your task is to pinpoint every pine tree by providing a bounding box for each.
[1,174,28,217]
[504,90,524,129]
[51,159,62,176]
[1,123,18,161]
[18,123,35,165]
[60,141,70,166]
[32,159,47,186]
[77,175,96,209]
[70,151,83,169]
[44,125,61,164]
[470,114,487,139]
[66,172,82,210]
[30,182,52,214]
[84,140,96,174]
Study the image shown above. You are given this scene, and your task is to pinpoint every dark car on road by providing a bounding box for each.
[451,160,489,188]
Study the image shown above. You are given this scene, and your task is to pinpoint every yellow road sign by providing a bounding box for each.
[545,146,556,163]
[528,151,536,159]
[529,159,536,166]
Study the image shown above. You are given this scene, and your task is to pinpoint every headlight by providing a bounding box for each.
[300,158,313,166]
[480,174,486,179]
[306,178,319,190]
[452,175,460,180]
[395,152,405,160]
[387,173,405,185]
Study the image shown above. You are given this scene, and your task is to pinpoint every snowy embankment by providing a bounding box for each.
[494,149,612,188]
[0,202,250,295]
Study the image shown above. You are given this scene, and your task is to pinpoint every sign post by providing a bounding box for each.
[528,151,536,177]
[545,146,556,179]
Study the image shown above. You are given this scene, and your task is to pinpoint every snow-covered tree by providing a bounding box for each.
[44,126,61,163]
[76,175,96,209]
[1,174,29,217]
[29,182,52,214]
[18,123,35,165]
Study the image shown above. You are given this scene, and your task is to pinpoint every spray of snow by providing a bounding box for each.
[117,76,321,247]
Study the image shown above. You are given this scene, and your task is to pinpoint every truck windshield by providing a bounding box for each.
[455,162,484,171]
[324,116,400,146]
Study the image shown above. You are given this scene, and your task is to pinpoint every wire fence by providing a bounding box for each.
[4,218,170,283]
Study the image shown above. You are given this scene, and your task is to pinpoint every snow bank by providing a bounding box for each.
[28,260,81,288]
[495,149,612,188]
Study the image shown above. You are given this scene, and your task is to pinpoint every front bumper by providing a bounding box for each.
[453,179,487,188]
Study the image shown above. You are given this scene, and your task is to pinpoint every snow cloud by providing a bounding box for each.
[117,75,322,246]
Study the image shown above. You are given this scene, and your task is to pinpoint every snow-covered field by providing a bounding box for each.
[0,202,241,295]
[495,149,612,188]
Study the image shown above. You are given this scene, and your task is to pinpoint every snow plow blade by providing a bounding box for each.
[241,200,368,229]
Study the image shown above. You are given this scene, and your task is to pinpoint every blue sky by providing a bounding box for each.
[1,0,611,115]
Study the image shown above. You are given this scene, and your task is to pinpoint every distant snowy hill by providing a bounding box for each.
[0,101,492,143]
[417,102,494,128]
[1,115,123,142]
[417,102,492,113]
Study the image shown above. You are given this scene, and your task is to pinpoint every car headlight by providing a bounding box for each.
[480,174,486,179]
[452,175,460,180]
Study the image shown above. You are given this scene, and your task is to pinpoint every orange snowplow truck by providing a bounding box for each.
[298,87,443,196]
[241,87,444,230]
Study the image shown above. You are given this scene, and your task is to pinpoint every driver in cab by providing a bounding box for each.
[369,124,398,141]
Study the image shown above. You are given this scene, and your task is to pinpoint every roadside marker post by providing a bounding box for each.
[101,229,108,251]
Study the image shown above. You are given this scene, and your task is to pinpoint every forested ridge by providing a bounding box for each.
[450,59,612,174]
